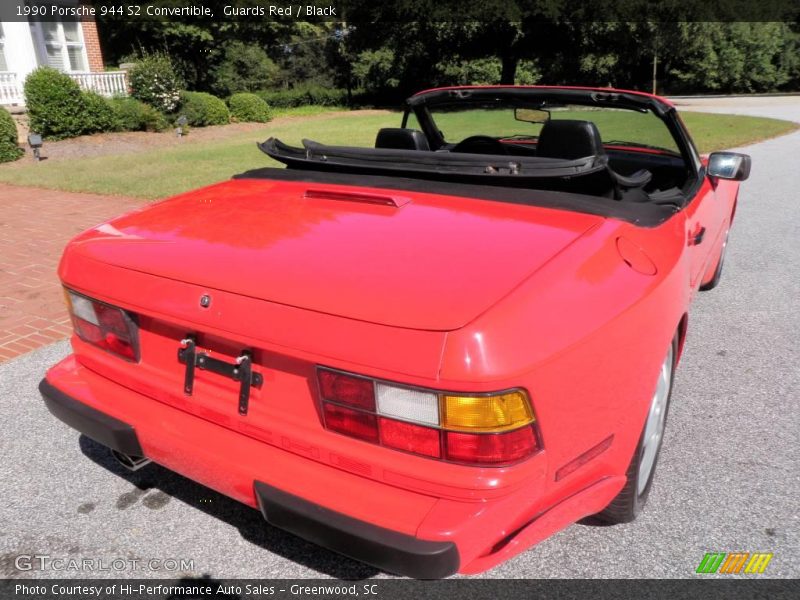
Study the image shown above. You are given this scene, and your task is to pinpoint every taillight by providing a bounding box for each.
[445,427,537,464]
[317,368,541,466]
[379,417,441,458]
[65,289,140,361]
[318,369,375,411]
[322,403,378,443]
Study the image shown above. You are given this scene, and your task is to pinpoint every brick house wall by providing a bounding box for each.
[81,2,105,72]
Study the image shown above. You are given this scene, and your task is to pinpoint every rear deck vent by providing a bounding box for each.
[303,189,410,208]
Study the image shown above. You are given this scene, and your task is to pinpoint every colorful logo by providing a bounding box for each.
[696,552,773,574]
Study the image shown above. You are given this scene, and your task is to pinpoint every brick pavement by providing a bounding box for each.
[0,184,146,363]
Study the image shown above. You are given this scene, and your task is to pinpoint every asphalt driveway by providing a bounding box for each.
[0,98,797,580]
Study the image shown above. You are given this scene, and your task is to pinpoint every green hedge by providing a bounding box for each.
[108,97,169,132]
[228,93,272,123]
[23,67,148,139]
[82,91,120,133]
[25,68,94,139]
[178,91,230,127]
[0,107,22,163]
[256,86,348,108]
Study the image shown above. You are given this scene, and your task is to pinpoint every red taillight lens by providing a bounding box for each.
[318,370,375,411]
[379,417,441,458]
[322,402,379,443]
[95,303,130,337]
[73,318,104,344]
[317,367,542,466]
[66,290,139,362]
[102,332,137,361]
[444,427,539,465]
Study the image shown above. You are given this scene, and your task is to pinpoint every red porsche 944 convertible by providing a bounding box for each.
[41,86,750,577]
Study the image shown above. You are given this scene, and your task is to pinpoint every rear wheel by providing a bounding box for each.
[595,337,676,524]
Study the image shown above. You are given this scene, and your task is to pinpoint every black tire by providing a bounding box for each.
[699,227,730,291]
[594,336,677,524]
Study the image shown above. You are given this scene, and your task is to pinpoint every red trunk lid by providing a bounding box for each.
[69,178,601,331]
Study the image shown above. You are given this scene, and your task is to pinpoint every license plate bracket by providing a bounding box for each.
[178,336,263,415]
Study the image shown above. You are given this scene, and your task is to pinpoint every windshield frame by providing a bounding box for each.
[403,87,701,182]
[418,101,682,156]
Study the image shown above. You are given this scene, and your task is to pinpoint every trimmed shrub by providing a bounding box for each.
[211,42,280,96]
[128,52,183,113]
[139,103,170,132]
[108,97,169,132]
[228,93,272,123]
[24,67,173,140]
[0,107,22,163]
[107,97,144,131]
[24,67,91,139]
[82,92,121,133]
[24,68,127,139]
[178,91,230,127]
[256,85,347,108]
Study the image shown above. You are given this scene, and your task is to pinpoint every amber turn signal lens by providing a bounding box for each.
[441,391,534,432]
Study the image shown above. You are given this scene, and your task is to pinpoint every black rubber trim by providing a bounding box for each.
[39,378,144,456]
[254,481,459,579]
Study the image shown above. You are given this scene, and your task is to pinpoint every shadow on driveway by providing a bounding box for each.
[78,435,379,580]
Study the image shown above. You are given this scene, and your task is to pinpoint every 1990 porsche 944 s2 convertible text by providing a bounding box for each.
[41,86,750,578]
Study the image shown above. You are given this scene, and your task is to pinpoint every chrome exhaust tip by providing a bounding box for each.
[111,449,151,472]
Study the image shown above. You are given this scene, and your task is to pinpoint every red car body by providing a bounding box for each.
[41,86,748,577]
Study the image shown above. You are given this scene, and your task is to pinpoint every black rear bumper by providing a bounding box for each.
[39,378,459,578]
[39,378,144,456]
[255,482,460,578]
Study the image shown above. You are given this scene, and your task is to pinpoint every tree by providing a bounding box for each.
[95,0,800,99]
[273,23,337,90]
[211,42,279,96]
[669,23,798,93]
[352,48,399,90]
[96,1,294,91]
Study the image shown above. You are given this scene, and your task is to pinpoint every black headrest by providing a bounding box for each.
[375,128,430,151]
[536,120,605,160]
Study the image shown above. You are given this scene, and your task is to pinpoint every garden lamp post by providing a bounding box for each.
[27,133,43,162]
[176,115,188,137]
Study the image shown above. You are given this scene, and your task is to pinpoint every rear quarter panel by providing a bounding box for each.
[438,213,690,500]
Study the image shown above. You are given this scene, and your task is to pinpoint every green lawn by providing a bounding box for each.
[680,112,797,153]
[271,105,347,118]
[0,110,795,200]
[410,108,683,151]
[0,111,399,199]
[417,108,798,154]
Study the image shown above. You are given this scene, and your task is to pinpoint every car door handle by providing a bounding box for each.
[689,226,706,246]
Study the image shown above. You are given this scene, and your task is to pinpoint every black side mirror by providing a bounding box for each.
[707,152,751,181]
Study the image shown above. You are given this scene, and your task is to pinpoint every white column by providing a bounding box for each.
[3,21,39,83]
